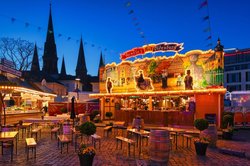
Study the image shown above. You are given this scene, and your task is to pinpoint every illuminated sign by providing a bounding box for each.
[120,42,184,60]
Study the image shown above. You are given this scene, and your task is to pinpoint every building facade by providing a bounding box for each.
[224,48,250,91]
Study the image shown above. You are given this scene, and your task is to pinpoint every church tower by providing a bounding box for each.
[75,37,87,82]
[214,38,224,86]
[42,3,58,75]
[60,56,67,76]
[98,52,105,81]
[31,43,40,74]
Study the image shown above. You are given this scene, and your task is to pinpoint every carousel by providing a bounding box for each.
[90,40,226,127]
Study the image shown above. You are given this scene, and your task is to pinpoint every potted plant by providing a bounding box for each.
[105,112,113,120]
[194,118,209,156]
[78,143,96,166]
[222,114,234,140]
[60,107,68,114]
[105,112,113,126]
[78,121,97,166]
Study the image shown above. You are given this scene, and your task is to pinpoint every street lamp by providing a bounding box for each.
[75,78,80,91]
[74,78,81,103]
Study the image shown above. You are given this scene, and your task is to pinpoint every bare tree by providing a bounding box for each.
[0,37,34,71]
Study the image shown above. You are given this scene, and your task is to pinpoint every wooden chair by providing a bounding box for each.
[51,127,60,139]
[26,138,37,160]
[103,126,112,137]
[0,127,15,161]
[57,135,71,154]
[91,134,101,149]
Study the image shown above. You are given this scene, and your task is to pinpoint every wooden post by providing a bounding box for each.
[148,96,152,111]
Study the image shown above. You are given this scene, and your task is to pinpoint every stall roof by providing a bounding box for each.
[0,74,56,97]
[89,88,227,98]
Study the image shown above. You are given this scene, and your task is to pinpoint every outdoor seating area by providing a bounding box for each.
[0,120,250,165]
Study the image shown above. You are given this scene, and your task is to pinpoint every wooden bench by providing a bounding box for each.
[26,138,37,160]
[51,127,60,139]
[103,126,112,137]
[116,136,135,157]
[57,135,71,154]
[182,134,193,148]
[113,126,127,137]
[31,128,42,141]
[91,134,101,149]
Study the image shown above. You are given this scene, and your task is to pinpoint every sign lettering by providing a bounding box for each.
[120,42,184,60]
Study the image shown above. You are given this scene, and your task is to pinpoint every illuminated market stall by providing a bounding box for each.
[90,40,226,127]
[0,58,56,126]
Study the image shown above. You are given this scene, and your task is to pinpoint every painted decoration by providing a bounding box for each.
[100,49,224,93]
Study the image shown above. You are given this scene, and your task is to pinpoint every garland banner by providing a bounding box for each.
[120,42,184,60]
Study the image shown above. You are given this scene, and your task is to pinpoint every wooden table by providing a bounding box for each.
[0,131,18,161]
[19,122,33,138]
[113,121,125,127]
[127,128,150,156]
[113,121,126,136]
[160,127,185,149]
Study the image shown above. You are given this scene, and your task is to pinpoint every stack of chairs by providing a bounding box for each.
[234,112,244,128]
[245,112,250,127]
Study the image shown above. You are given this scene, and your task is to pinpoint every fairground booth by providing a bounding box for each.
[90,40,226,128]
[0,58,56,127]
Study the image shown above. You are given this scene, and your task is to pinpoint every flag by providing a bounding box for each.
[203,16,209,21]
[134,22,139,26]
[11,17,16,23]
[206,36,212,40]
[198,0,208,9]
[25,22,29,27]
[128,10,134,14]
[203,27,211,32]
[67,37,71,40]
[58,34,62,37]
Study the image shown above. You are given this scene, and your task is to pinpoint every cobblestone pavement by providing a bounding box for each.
[0,126,250,166]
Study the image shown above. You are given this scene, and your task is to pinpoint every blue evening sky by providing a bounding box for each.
[0,0,249,76]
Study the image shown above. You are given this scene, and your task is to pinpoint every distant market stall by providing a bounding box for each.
[90,40,226,127]
[0,58,56,127]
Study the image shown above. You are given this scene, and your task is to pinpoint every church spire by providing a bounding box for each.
[46,3,55,44]
[60,56,66,76]
[75,36,87,81]
[42,3,58,75]
[99,52,105,68]
[98,52,105,76]
[31,43,40,74]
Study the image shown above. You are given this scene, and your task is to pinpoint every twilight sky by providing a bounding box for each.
[0,0,249,76]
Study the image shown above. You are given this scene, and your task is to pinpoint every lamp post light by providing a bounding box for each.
[75,78,80,91]
[75,78,81,99]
